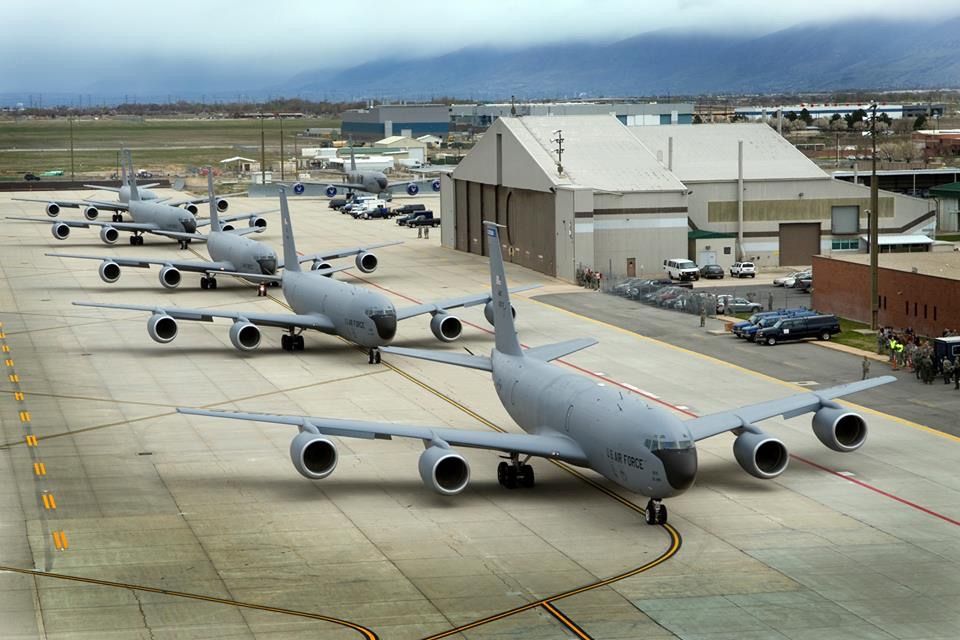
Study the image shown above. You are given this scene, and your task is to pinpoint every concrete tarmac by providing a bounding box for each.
[1,190,959,639]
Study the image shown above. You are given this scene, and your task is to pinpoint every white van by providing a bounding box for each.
[663,258,700,281]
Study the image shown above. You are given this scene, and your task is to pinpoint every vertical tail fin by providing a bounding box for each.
[124,150,139,201]
[484,222,522,356]
[349,143,356,172]
[206,171,221,232]
[279,188,301,272]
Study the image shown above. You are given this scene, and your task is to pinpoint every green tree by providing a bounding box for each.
[799,108,813,125]
[914,115,928,130]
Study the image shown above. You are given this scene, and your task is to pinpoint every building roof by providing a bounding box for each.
[374,135,424,147]
[688,230,736,240]
[819,250,960,281]
[219,156,256,163]
[629,123,829,182]
[859,234,934,246]
[500,115,687,192]
[929,182,960,197]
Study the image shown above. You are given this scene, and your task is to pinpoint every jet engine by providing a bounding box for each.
[215,198,229,212]
[483,300,516,326]
[45,202,61,217]
[406,182,420,196]
[183,203,200,215]
[311,260,334,276]
[355,251,378,273]
[147,314,178,344]
[51,223,70,240]
[98,226,119,245]
[732,429,789,479]
[228,320,261,351]
[221,224,235,232]
[430,313,462,342]
[83,206,99,221]
[418,445,470,495]
[159,265,182,289]
[248,215,267,230]
[812,407,867,452]
[98,260,121,283]
[290,431,337,480]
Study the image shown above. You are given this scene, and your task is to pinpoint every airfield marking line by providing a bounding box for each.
[541,602,592,640]
[0,564,379,639]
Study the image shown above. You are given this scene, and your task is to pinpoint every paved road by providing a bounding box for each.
[536,290,960,437]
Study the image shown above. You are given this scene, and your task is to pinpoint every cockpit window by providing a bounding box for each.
[645,435,693,451]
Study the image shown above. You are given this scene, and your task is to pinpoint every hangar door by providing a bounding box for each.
[778,223,820,266]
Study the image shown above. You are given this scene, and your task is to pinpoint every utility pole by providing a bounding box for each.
[259,113,266,185]
[279,114,285,181]
[69,117,75,181]
[551,129,564,175]
[869,103,880,331]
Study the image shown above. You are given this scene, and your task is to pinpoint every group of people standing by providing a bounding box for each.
[877,327,959,389]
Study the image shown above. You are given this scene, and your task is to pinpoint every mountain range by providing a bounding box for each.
[286,18,960,100]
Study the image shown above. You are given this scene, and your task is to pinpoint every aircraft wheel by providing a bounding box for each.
[295,335,305,351]
[373,348,381,363]
[657,504,668,524]
[518,464,535,488]
[645,499,663,525]
[209,278,218,290]
[200,277,209,290]
[112,213,122,223]
[129,236,137,245]
[497,461,508,485]
[281,334,292,351]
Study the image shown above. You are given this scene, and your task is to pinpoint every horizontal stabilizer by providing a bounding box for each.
[524,337,598,362]
[380,346,492,371]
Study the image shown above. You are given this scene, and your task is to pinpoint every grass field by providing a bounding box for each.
[0,117,340,178]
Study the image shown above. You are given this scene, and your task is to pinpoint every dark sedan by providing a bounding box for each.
[699,264,724,279]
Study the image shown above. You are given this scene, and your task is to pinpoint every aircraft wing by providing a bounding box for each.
[395,285,541,321]
[46,252,232,274]
[684,376,897,442]
[218,264,350,284]
[195,208,278,229]
[6,216,158,232]
[12,197,127,212]
[298,240,402,265]
[150,230,209,243]
[176,408,588,464]
[165,192,247,207]
[73,301,336,333]
[82,184,121,193]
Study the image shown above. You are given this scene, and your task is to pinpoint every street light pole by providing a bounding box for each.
[259,113,266,185]
[69,117,75,181]
[869,103,880,331]
[279,114,285,181]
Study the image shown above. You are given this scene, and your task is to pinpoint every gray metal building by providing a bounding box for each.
[450,102,694,131]
[341,105,450,141]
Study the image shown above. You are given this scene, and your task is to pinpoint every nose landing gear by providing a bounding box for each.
[368,348,381,364]
[645,498,667,525]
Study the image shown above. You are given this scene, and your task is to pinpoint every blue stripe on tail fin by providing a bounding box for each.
[484,222,523,356]
[279,188,301,272]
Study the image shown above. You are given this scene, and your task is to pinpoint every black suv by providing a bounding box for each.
[756,314,840,346]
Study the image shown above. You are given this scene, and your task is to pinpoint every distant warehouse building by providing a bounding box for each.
[341,104,449,141]
[440,115,935,282]
[450,102,694,130]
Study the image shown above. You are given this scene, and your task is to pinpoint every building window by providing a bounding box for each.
[831,205,860,234]
[924,304,928,319]
[934,306,938,321]
[831,238,859,251]
[905,300,909,315]
[723,247,731,255]
[914,302,918,316]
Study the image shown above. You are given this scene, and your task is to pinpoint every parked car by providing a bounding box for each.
[393,203,426,217]
[663,258,700,281]
[795,275,813,292]
[23,173,40,181]
[406,211,440,227]
[755,314,841,346]
[699,264,724,279]
[718,297,762,314]
[773,270,809,287]
[328,197,348,210]
[732,308,811,337]
[742,310,818,341]
[730,262,757,278]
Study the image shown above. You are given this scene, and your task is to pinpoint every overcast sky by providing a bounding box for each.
[3,0,960,94]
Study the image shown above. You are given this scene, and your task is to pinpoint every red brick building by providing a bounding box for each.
[812,252,960,336]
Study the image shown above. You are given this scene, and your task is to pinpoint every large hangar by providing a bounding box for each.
[439,115,689,281]
[441,116,936,280]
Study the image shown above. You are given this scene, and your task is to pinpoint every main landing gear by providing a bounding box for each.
[281,332,305,352]
[199,276,218,290]
[112,213,123,222]
[645,498,668,525]
[368,348,381,364]
[128,234,144,246]
[497,454,535,489]
[178,239,191,250]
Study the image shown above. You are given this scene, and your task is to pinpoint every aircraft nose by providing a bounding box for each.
[652,446,698,492]
[377,177,388,191]
[368,310,397,341]
[181,217,197,233]
[258,254,278,275]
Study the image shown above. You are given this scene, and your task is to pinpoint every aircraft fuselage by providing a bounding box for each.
[127,201,198,233]
[490,350,698,500]
[207,232,277,275]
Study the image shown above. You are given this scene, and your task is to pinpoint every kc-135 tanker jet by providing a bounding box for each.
[13,151,239,219]
[9,151,262,249]
[47,173,397,290]
[75,189,530,362]
[177,222,894,525]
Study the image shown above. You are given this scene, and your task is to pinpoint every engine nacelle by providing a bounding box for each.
[183,203,199,215]
[733,429,789,479]
[355,251,378,273]
[228,320,261,351]
[290,431,337,480]
[147,314,178,344]
[221,223,235,232]
[216,198,229,212]
[812,407,867,452]
[46,202,61,217]
[311,260,333,276]
[83,206,99,221]
[483,300,516,326]
[99,226,119,244]
[159,265,182,289]
[406,182,419,196]
[418,445,470,495]
[98,260,121,283]
[51,222,70,240]
[248,215,267,230]
[430,313,462,342]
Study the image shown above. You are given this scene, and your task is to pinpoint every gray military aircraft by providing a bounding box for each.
[13,152,237,220]
[176,221,895,525]
[9,151,268,249]
[74,189,527,361]
[47,173,396,290]
[291,145,428,198]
